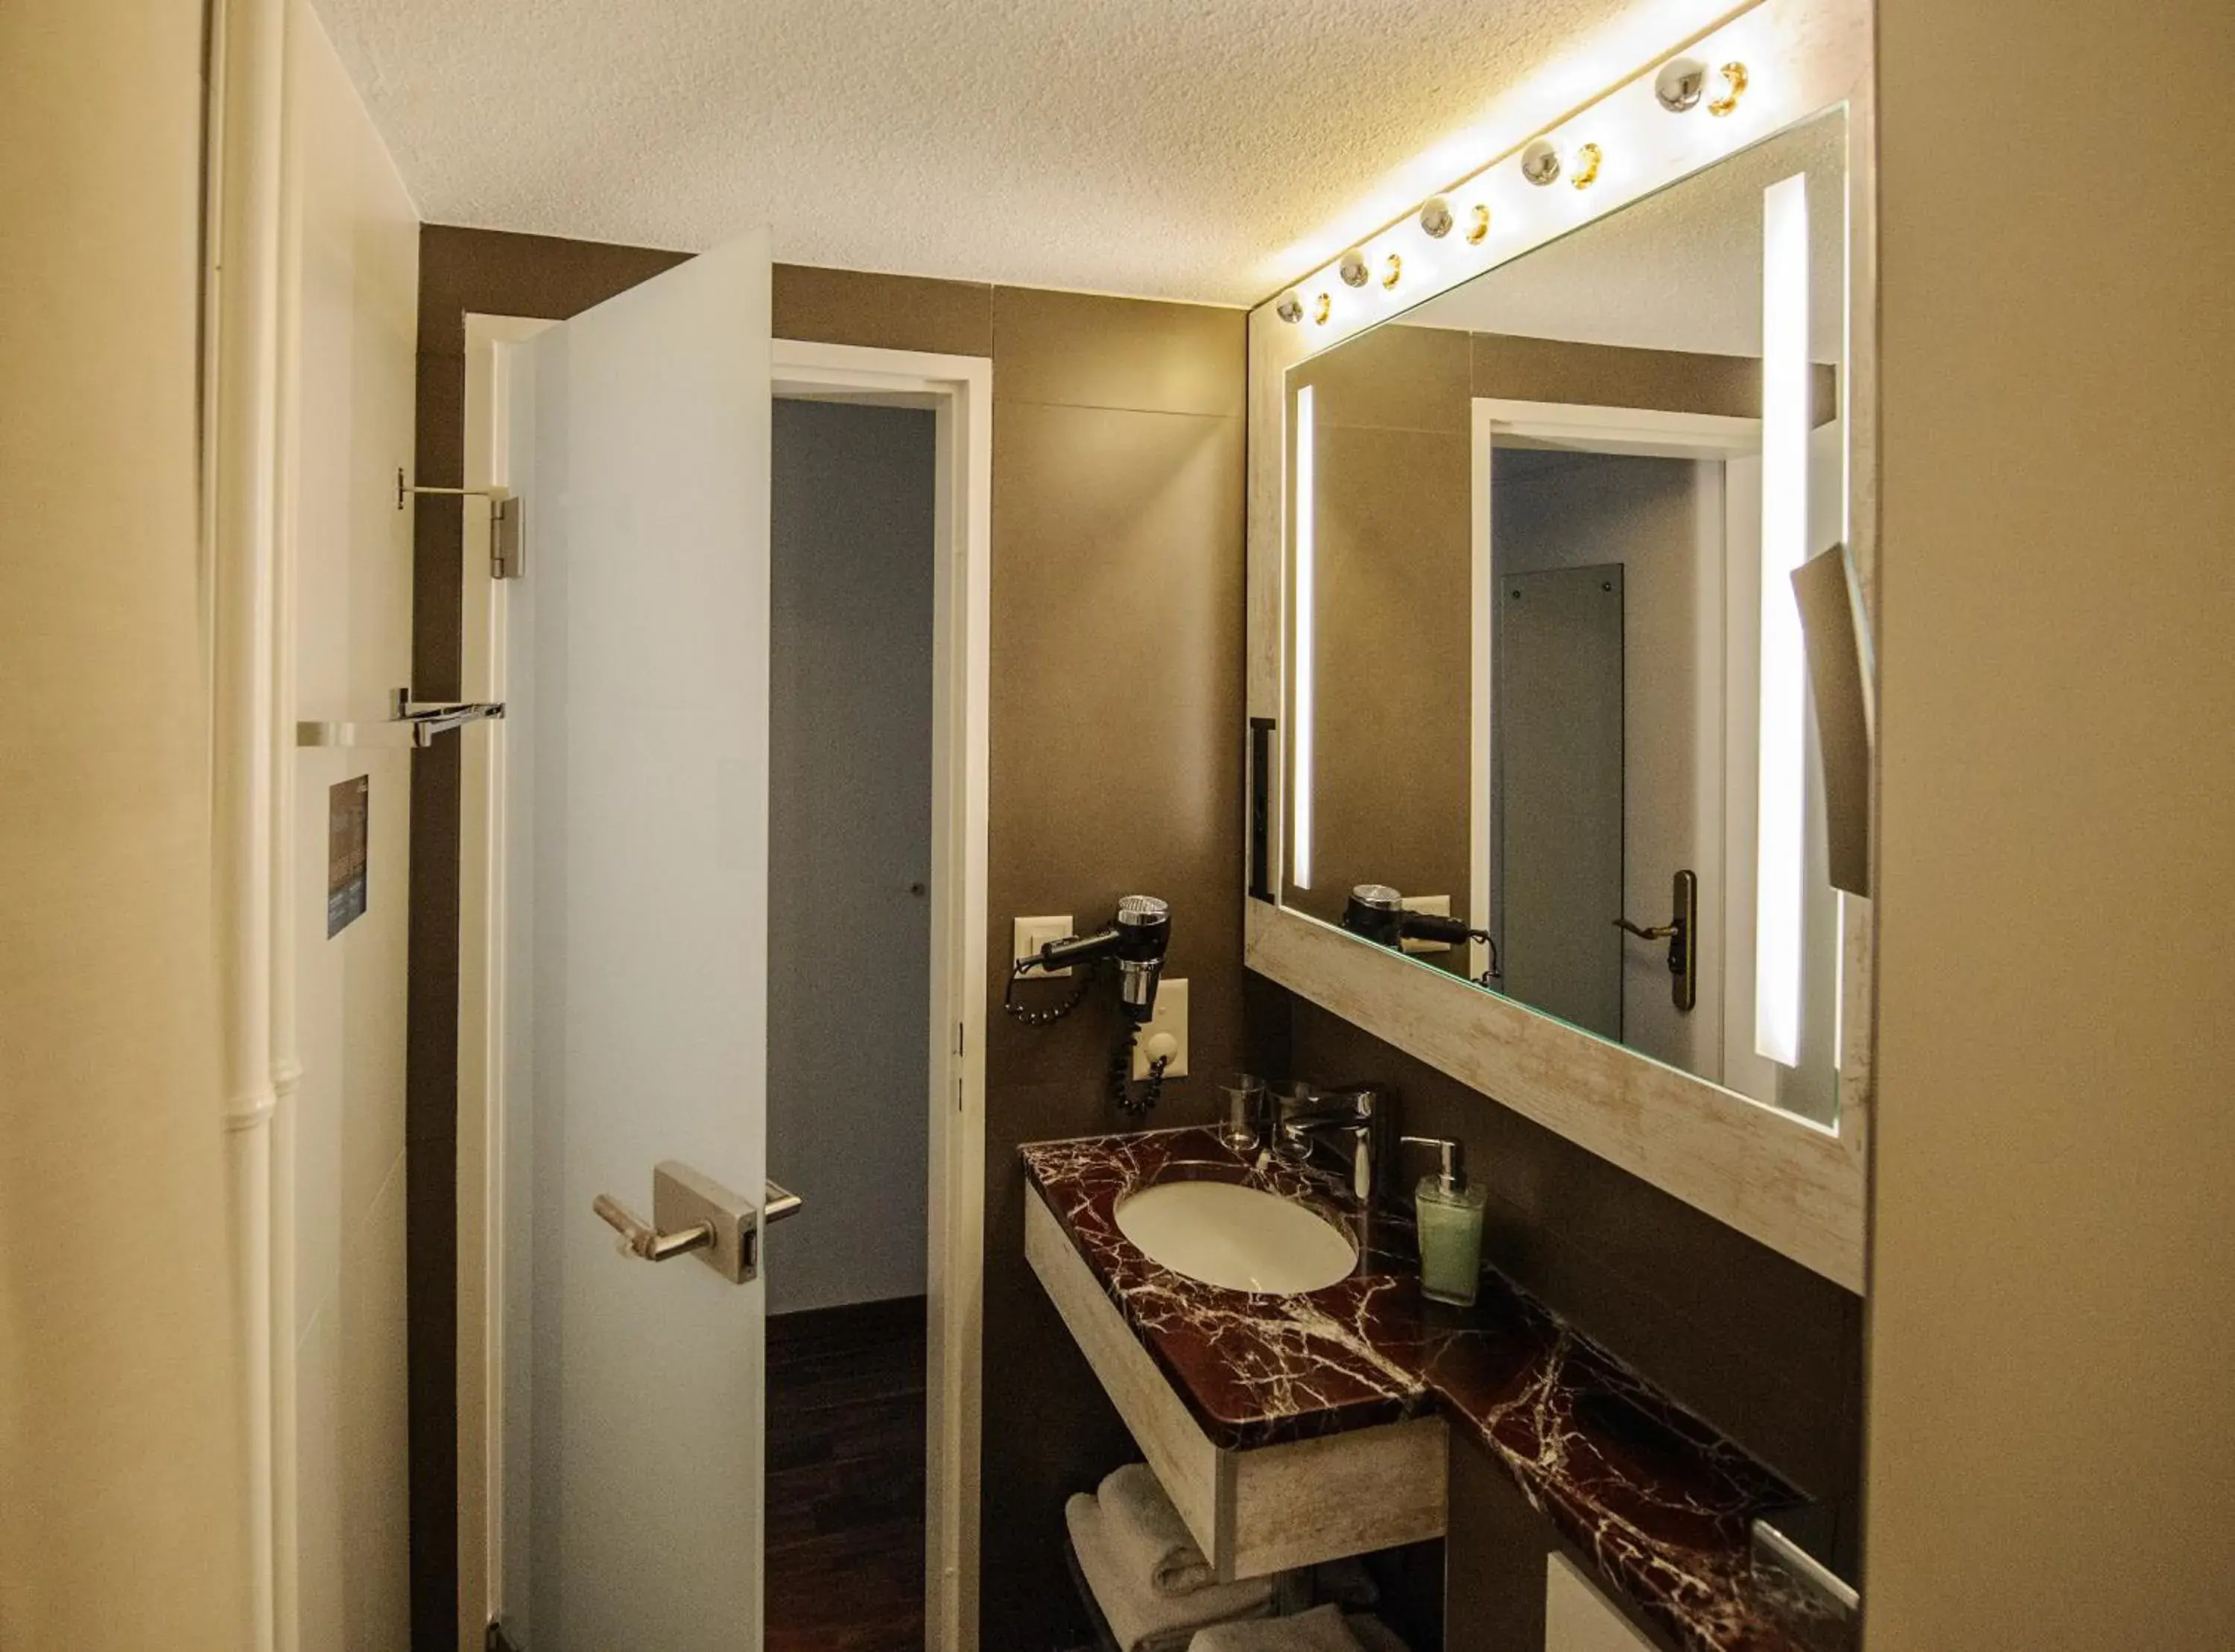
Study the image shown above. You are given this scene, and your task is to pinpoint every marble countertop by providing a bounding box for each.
[1021,1125,1852,1652]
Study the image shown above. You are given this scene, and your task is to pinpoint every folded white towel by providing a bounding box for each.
[1068,1493,1273,1652]
[1185,1603,1363,1652]
[1100,1462,1217,1595]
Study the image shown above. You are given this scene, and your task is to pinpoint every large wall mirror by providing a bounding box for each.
[1287,108,1854,1122]
[1246,0,1873,1287]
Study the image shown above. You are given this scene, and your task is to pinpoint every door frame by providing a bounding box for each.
[454,327,992,1652]
[770,339,992,1652]
[1469,398,1762,1077]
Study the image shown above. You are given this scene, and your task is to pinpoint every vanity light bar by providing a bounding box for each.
[1262,0,1848,352]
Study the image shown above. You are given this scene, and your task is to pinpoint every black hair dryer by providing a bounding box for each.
[1025,895,1171,1022]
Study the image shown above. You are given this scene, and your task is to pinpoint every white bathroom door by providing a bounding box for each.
[497,229,773,1652]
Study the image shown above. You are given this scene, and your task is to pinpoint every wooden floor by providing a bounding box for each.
[766,1294,928,1652]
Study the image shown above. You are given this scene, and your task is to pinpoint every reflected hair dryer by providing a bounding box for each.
[1343,883,1497,982]
[1024,895,1172,1023]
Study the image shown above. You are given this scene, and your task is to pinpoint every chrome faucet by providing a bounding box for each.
[1272,1084,1390,1207]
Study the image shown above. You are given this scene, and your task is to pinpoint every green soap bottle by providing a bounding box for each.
[1410,1138,1487,1307]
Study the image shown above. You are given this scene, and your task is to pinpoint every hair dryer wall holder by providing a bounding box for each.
[1003,895,1174,1115]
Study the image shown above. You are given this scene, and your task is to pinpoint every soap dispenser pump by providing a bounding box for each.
[1403,1135,1487,1306]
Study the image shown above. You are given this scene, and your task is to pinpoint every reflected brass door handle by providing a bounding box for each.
[1612,870,1698,1014]
[1612,918,1677,941]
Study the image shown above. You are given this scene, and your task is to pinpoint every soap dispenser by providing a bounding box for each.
[1403,1135,1487,1306]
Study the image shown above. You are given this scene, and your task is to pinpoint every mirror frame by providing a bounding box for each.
[1244,0,1874,1289]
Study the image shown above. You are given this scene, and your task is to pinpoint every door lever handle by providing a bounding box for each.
[1611,870,1699,1014]
[590,1160,776,1283]
[1611,917,1677,941]
[592,1193,714,1262]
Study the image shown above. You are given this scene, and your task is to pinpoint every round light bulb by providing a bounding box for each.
[1520,139,1562,186]
[1655,57,1707,112]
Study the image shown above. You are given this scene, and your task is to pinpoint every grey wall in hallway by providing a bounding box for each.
[765,398,937,1315]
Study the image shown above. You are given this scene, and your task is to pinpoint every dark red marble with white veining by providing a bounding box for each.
[1021,1126,1852,1652]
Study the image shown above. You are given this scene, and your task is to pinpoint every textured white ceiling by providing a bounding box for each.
[308,0,1739,305]
[1403,109,1850,360]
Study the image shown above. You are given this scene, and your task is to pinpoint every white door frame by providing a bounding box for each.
[1470,398,1761,1076]
[456,328,991,1652]
[770,339,992,1652]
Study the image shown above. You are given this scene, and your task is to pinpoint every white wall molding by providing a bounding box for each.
[204,1,291,1647]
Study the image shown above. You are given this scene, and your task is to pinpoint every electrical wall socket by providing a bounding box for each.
[1132,978,1189,1079]
[1400,893,1453,953]
[1012,915,1075,976]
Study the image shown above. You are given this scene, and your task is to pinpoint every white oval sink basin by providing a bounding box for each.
[1115,1179,1357,1294]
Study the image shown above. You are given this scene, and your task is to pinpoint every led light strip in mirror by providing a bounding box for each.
[1756,170,1811,1067]
[1291,383,1316,891]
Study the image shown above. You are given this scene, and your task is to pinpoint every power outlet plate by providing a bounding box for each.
[1401,894,1453,953]
[1013,915,1076,976]
[1132,977,1189,1079]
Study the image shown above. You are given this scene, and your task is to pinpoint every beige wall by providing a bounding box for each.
[1866,1,2235,1646]
[0,1,251,1648]
[282,6,421,1648]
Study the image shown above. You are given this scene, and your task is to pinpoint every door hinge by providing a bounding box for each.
[492,495,527,579]
[398,468,526,579]
[954,1020,965,1057]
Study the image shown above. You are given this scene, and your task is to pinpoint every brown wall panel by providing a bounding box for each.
[979,286,1249,1647]
[1472,330,1763,417]
[1293,319,1474,433]
[1471,329,1837,425]
[992,283,1246,416]
[1443,1434,1553,1652]
[1308,420,1473,928]
[773,262,992,358]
